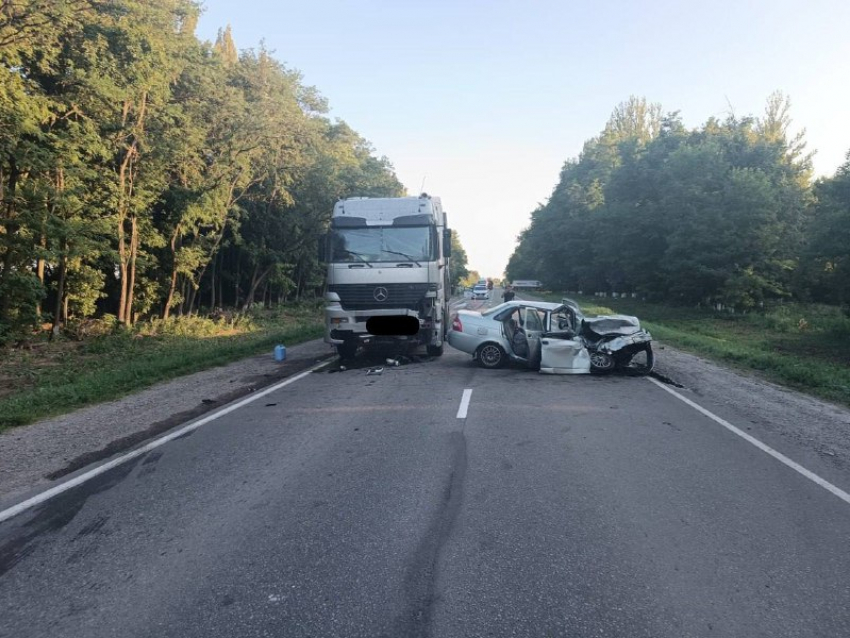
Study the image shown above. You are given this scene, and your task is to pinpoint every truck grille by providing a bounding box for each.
[330,283,430,311]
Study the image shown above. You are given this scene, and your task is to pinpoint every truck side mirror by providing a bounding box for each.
[443,229,452,258]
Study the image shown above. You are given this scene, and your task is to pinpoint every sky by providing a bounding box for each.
[196,0,850,278]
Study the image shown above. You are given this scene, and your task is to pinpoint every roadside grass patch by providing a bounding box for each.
[0,304,324,431]
[546,293,850,406]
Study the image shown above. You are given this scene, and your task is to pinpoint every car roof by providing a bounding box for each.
[482,300,563,314]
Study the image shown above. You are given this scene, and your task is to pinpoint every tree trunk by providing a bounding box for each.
[163,266,178,320]
[241,264,274,312]
[179,275,188,316]
[234,249,240,308]
[124,214,138,326]
[209,250,217,311]
[49,245,67,339]
[0,159,19,324]
[35,231,46,318]
[218,255,225,307]
[116,93,145,325]
[162,227,180,320]
[186,280,198,316]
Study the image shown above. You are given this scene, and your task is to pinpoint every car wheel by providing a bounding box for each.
[476,343,506,369]
[589,350,615,374]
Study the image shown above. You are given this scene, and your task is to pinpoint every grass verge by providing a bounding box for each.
[0,304,324,431]
[539,292,850,407]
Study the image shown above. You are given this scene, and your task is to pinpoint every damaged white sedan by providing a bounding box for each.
[447,299,653,375]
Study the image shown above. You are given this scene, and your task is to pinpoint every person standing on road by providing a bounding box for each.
[502,285,516,303]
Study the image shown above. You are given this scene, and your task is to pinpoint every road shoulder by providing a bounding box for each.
[0,338,334,505]
[652,343,850,484]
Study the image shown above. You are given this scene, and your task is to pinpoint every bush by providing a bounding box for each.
[67,314,119,340]
[0,271,45,344]
[136,314,256,338]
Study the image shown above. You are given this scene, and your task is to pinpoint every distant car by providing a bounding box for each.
[471,284,489,300]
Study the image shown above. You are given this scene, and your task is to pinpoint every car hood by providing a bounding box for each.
[583,314,641,335]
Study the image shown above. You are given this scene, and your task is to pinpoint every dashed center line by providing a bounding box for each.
[456,389,473,419]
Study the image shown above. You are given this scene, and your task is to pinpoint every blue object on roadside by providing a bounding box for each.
[274,344,286,362]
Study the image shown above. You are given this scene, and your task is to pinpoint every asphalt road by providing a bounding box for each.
[2,292,850,637]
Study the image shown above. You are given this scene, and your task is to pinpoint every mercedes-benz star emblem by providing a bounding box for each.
[373,287,389,302]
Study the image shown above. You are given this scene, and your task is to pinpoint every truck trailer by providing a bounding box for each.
[319,194,452,359]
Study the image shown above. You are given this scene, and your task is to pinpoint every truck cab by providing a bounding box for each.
[319,194,451,358]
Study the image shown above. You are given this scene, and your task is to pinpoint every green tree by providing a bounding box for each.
[0,2,408,342]
[803,152,850,305]
[448,230,469,288]
[507,96,811,308]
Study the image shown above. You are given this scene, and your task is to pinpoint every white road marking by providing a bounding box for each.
[0,359,332,525]
[457,389,473,419]
[647,377,850,506]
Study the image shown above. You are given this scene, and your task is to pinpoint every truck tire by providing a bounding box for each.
[426,343,444,357]
[336,340,358,360]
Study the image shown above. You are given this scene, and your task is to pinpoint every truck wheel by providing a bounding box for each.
[476,343,506,369]
[426,344,444,357]
[336,340,358,360]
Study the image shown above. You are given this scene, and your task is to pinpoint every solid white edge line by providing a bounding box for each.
[646,377,850,506]
[0,359,332,525]
[457,388,473,419]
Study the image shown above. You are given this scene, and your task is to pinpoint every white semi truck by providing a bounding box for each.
[319,194,452,358]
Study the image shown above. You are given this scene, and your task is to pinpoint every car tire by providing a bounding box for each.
[476,343,506,369]
[427,343,444,357]
[589,350,615,374]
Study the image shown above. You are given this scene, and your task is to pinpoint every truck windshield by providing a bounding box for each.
[330,226,432,263]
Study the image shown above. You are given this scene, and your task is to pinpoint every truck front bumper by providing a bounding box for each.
[324,307,425,345]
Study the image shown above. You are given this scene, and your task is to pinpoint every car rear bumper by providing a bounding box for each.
[447,330,490,355]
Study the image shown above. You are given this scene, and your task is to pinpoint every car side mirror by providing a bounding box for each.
[318,233,328,263]
[443,229,452,258]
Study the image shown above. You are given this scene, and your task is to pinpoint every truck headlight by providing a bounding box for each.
[330,317,349,325]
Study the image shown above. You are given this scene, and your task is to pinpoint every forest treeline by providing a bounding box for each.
[0,0,409,343]
[507,96,850,310]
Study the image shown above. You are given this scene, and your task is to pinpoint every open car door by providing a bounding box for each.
[517,306,546,367]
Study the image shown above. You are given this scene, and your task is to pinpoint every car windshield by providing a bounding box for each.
[330,226,432,263]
